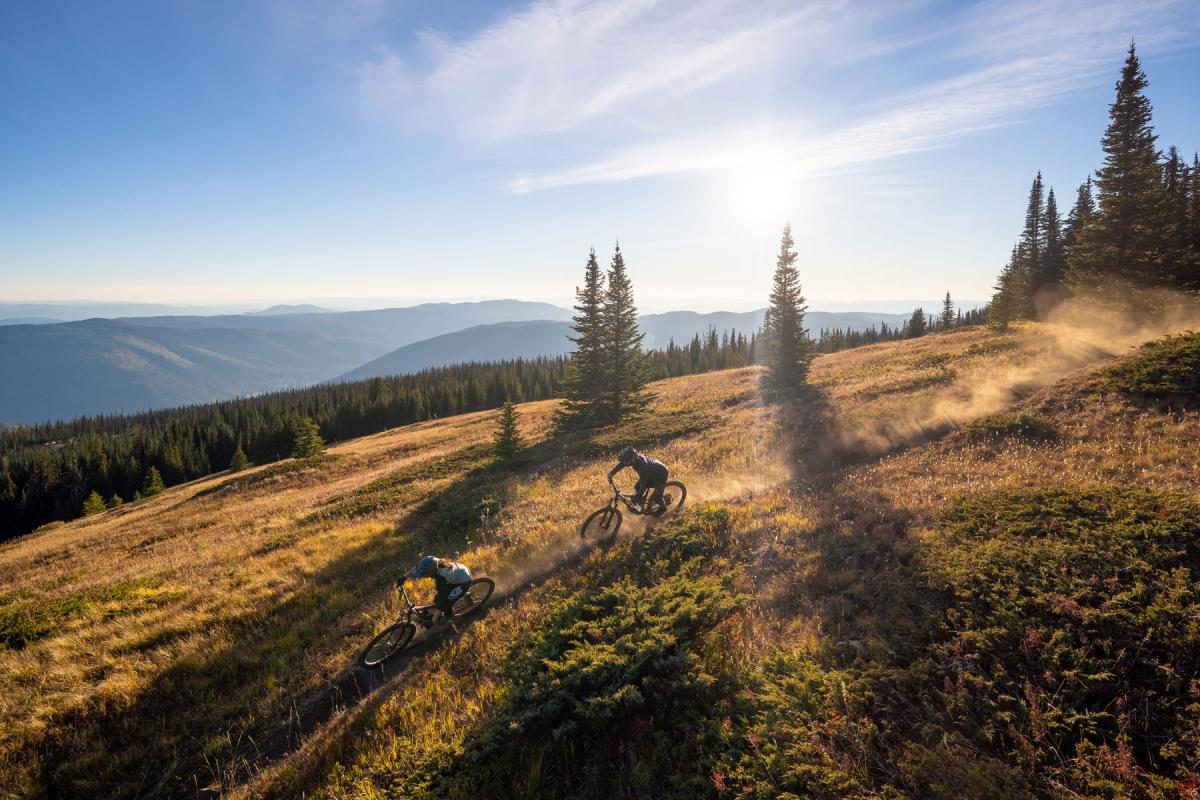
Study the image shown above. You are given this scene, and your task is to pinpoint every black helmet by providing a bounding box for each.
[618,446,636,464]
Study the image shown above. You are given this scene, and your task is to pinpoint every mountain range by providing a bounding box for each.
[0,301,907,425]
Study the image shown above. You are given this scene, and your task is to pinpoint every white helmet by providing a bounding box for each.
[413,555,438,578]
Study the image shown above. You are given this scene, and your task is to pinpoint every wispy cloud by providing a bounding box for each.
[355,0,907,141]
[352,0,1199,192]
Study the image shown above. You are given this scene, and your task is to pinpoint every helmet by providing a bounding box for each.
[413,555,438,578]
[618,446,636,464]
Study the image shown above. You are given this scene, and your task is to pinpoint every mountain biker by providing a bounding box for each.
[608,446,669,512]
[399,556,472,621]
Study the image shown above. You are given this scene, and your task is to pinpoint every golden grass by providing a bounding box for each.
[2,307,1198,799]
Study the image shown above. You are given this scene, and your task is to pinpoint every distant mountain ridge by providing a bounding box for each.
[0,302,908,424]
[0,300,572,424]
[336,309,909,382]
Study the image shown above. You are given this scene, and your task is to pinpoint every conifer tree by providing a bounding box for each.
[990,244,1026,331]
[1064,177,1095,256]
[1068,44,1168,291]
[1020,172,1045,296]
[559,248,608,427]
[81,490,106,516]
[492,398,524,461]
[1162,146,1198,288]
[906,307,928,338]
[940,292,956,331]
[141,466,165,497]
[761,224,813,397]
[290,416,325,459]
[106,494,123,509]
[601,244,650,421]
[1039,187,1067,303]
[229,444,249,472]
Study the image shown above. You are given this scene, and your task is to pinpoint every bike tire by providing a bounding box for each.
[359,622,416,668]
[451,577,495,619]
[660,481,687,513]
[581,506,622,542]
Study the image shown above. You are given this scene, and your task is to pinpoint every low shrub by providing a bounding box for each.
[1107,331,1200,404]
[963,412,1059,442]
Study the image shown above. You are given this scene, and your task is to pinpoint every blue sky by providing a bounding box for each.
[2,0,1198,312]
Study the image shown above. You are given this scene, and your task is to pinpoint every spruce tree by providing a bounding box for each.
[990,244,1026,331]
[601,244,650,421]
[559,248,607,427]
[81,490,106,516]
[1068,44,1168,291]
[1039,187,1066,303]
[940,292,956,331]
[906,307,928,338]
[1064,177,1095,256]
[141,466,165,497]
[1162,146,1198,288]
[229,444,249,472]
[290,416,325,459]
[761,224,813,397]
[1020,172,1045,298]
[492,398,524,461]
[106,494,123,509]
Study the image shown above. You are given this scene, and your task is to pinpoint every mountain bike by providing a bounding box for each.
[359,576,495,668]
[580,477,687,543]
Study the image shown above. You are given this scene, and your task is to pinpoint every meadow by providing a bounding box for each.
[2,305,1198,799]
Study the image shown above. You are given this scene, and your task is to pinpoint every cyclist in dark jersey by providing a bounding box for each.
[608,446,669,512]
[399,556,472,620]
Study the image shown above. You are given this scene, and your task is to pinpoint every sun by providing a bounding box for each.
[721,166,795,226]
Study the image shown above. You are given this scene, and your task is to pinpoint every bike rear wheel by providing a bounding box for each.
[581,506,622,542]
[659,481,687,513]
[359,622,415,668]
[451,577,495,619]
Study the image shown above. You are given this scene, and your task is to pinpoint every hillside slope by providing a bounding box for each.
[337,309,908,382]
[2,311,1197,799]
[0,301,573,424]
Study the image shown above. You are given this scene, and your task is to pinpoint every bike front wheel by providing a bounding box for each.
[659,481,687,513]
[451,577,495,619]
[581,506,622,543]
[359,622,416,668]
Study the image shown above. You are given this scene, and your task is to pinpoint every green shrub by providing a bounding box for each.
[963,412,1059,442]
[1107,331,1200,404]
[928,487,1200,796]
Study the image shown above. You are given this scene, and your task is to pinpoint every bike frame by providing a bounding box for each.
[396,583,438,628]
[606,478,666,515]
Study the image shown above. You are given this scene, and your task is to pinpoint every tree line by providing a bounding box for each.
[0,325,772,539]
[991,44,1200,325]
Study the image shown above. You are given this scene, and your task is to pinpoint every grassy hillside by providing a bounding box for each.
[2,311,1198,799]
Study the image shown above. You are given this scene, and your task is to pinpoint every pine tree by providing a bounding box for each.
[601,244,650,421]
[940,292,955,331]
[1039,187,1067,306]
[1068,44,1168,292]
[229,444,249,472]
[290,416,325,459]
[1021,172,1045,298]
[141,466,165,497]
[559,248,608,428]
[81,490,106,516]
[1064,177,1095,256]
[492,398,524,461]
[761,224,813,397]
[1162,146,1198,288]
[906,307,928,338]
[106,494,123,509]
[990,244,1026,331]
